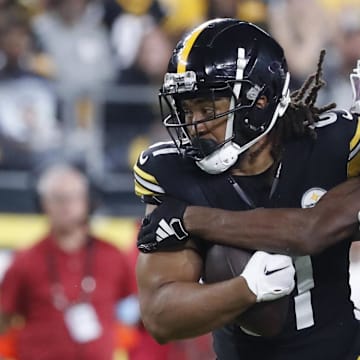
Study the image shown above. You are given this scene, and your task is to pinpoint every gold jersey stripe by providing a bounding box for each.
[350,116,360,152]
[177,19,222,73]
[133,164,159,185]
[135,180,155,197]
[347,153,360,177]
[348,116,360,177]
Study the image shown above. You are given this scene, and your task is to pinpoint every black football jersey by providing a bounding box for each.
[134,110,360,360]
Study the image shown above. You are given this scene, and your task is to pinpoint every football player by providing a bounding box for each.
[134,19,360,360]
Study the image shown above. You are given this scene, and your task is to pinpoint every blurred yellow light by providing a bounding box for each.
[0,214,138,251]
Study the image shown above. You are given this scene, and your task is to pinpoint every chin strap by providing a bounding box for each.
[196,72,291,174]
[196,142,242,174]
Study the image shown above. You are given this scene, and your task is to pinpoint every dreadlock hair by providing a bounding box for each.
[270,49,336,161]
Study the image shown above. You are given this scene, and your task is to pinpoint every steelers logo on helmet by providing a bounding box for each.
[159,18,291,174]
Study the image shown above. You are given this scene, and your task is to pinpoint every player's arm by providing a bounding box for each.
[134,157,260,341]
[185,177,360,255]
[137,204,295,343]
[137,247,255,343]
[139,177,360,256]
[137,203,257,342]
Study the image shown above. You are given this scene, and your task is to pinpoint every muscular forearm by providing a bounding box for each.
[184,178,360,255]
[185,207,310,254]
[139,276,255,343]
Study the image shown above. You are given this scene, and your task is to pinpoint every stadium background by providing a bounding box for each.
[0,0,359,359]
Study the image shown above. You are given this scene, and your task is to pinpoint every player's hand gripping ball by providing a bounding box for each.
[204,246,295,337]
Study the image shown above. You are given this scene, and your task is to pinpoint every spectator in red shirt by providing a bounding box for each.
[0,164,132,360]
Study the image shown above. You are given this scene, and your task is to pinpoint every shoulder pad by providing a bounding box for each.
[315,110,360,177]
[315,110,358,144]
[133,141,180,202]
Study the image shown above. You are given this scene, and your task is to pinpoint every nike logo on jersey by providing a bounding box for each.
[264,265,291,276]
[156,218,188,242]
[139,151,149,165]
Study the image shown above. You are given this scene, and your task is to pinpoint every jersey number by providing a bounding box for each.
[294,255,315,330]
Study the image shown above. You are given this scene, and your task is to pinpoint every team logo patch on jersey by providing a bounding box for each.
[301,187,327,208]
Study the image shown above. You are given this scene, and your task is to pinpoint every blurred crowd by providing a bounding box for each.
[0,0,358,194]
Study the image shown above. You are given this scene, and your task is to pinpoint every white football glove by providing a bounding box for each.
[240,251,295,302]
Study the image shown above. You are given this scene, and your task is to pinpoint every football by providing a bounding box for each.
[203,244,289,337]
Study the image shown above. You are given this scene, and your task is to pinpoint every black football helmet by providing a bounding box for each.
[159,18,290,174]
